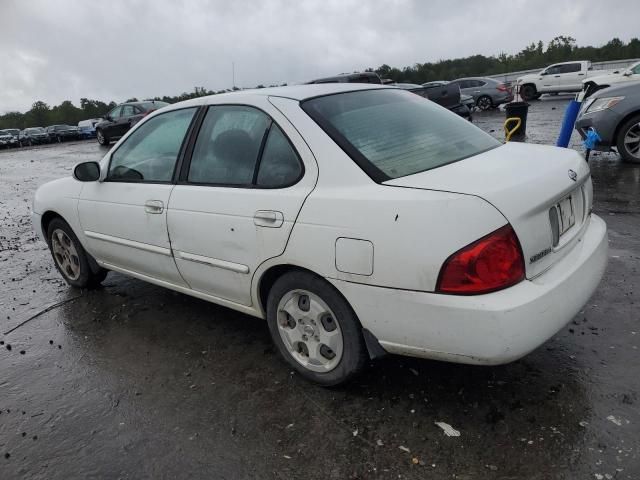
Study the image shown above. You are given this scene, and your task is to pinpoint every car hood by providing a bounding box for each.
[517,72,542,83]
[384,142,592,279]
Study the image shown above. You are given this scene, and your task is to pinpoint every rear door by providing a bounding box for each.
[557,63,584,90]
[167,97,317,306]
[78,107,198,285]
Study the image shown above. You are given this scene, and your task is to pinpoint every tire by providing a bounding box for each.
[96,129,110,146]
[476,95,493,111]
[47,218,107,288]
[520,84,537,101]
[616,114,640,164]
[266,271,368,386]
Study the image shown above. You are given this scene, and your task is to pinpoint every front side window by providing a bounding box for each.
[188,106,270,185]
[302,89,500,181]
[109,107,122,120]
[545,65,561,75]
[107,107,196,182]
[631,63,640,74]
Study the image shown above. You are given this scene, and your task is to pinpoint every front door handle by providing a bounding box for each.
[254,210,284,228]
[145,200,164,214]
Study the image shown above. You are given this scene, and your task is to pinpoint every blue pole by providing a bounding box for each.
[556,100,581,148]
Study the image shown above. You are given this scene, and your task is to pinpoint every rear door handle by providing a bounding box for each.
[145,200,164,214]
[254,210,284,228]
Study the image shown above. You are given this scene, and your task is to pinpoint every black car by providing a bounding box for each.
[20,127,49,146]
[95,101,169,146]
[306,72,383,84]
[396,82,472,120]
[46,125,80,142]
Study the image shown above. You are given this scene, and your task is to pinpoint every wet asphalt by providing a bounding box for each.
[1,96,639,479]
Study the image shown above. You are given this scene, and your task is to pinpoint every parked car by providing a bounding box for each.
[19,127,49,146]
[517,60,612,101]
[77,120,97,139]
[575,81,640,163]
[95,101,169,146]
[396,82,471,120]
[582,61,640,98]
[422,80,476,112]
[0,129,19,148]
[33,84,607,386]
[306,72,383,84]
[46,125,80,142]
[449,77,513,110]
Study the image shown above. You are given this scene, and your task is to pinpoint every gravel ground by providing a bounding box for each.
[1,97,639,479]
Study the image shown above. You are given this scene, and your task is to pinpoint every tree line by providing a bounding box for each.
[1,36,639,130]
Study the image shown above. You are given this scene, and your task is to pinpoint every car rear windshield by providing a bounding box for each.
[301,89,500,181]
[140,101,169,111]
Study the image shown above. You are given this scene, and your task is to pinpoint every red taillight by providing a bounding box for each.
[496,83,509,92]
[436,225,525,295]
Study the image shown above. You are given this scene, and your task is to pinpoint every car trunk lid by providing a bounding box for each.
[384,142,592,279]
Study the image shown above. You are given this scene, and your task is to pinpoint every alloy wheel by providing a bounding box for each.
[623,122,640,159]
[51,229,81,281]
[477,96,492,111]
[276,289,344,373]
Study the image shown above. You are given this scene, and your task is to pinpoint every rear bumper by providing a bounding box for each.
[329,214,607,365]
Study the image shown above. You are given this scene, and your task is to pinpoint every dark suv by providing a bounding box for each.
[95,100,169,145]
[20,127,50,146]
[46,125,80,142]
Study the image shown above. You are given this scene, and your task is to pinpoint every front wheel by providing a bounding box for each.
[96,129,109,146]
[616,114,640,164]
[266,271,368,386]
[47,218,107,288]
[520,84,537,101]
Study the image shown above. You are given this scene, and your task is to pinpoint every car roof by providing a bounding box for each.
[162,83,390,111]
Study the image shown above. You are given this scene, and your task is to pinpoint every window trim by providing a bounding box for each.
[177,103,305,190]
[104,106,200,185]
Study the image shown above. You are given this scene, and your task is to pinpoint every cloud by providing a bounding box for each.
[0,0,638,113]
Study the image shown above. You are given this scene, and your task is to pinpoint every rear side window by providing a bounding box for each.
[188,106,270,185]
[108,107,196,182]
[559,63,581,73]
[121,105,136,116]
[256,125,302,187]
[302,89,499,181]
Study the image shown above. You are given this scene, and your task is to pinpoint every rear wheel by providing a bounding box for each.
[266,271,367,386]
[476,95,493,111]
[96,129,109,146]
[616,114,640,164]
[47,218,107,288]
[520,84,537,101]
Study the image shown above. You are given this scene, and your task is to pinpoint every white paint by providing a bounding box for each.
[32,83,609,368]
[606,415,623,426]
[435,422,460,437]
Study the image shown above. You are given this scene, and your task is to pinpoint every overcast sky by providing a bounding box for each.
[1,0,638,113]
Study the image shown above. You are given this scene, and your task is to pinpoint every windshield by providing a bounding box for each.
[301,89,500,181]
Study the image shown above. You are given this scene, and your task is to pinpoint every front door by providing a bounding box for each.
[167,100,317,306]
[78,106,198,285]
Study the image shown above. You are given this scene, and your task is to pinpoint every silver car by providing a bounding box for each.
[449,77,513,110]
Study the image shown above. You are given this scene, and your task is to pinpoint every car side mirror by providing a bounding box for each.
[73,161,101,182]
[623,70,632,76]
[540,71,547,76]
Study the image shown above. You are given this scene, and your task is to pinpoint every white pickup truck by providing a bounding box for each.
[582,60,640,97]
[517,60,610,101]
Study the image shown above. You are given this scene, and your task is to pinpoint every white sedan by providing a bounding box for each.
[33,84,608,385]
